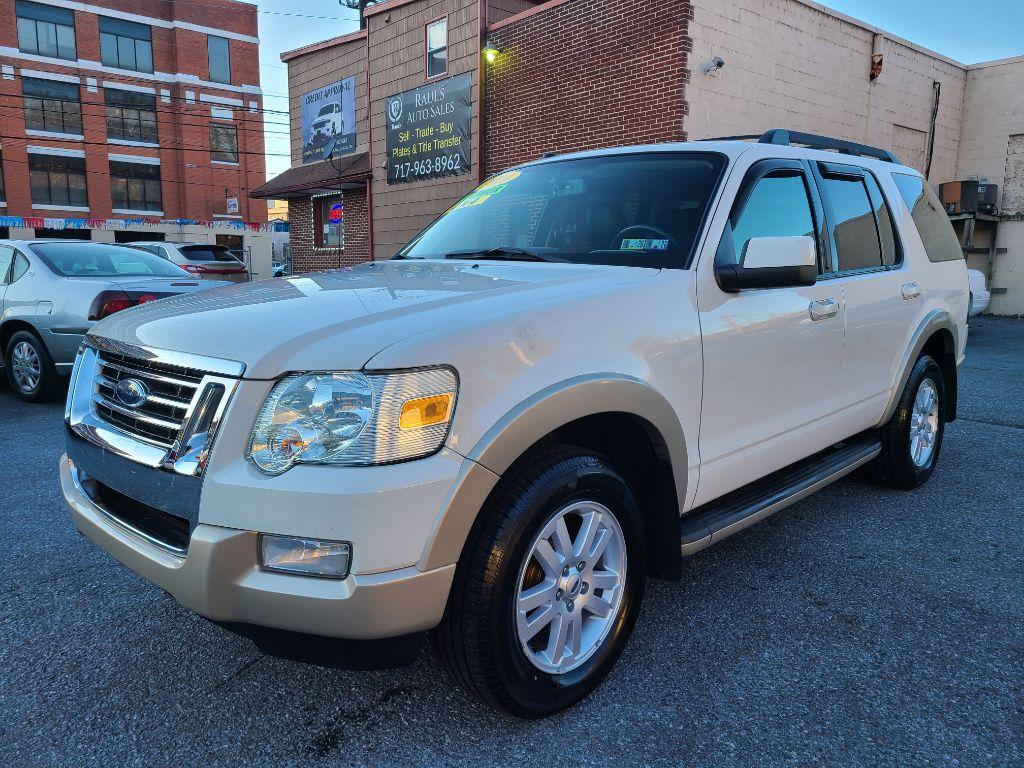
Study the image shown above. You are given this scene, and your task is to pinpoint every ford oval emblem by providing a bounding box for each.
[114,378,150,408]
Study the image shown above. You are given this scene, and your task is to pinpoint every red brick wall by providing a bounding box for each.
[0,0,265,223]
[289,188,371,274]
[483,0,693,176]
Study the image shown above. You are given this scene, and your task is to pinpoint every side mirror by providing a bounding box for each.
[715,235,818,292]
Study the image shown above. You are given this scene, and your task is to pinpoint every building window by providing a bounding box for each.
[17,0,76,61]
[426,18,447,79]
[105,88,158,143]
[99,17,153,73]
[315,197,344,249]
[110,160,162,212]
[210,123,239,163]
[29,153,88,207]
[23,77,82,136]
[208,35,231,84]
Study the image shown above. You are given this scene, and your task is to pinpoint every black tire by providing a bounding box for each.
[4,330,60,402]
[870,354,945,489]
[432,446,647,718]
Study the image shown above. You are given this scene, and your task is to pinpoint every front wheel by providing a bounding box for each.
[432,447,646,717]
[870,354,946,489]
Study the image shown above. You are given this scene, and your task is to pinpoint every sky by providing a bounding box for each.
[252,0,1024,181]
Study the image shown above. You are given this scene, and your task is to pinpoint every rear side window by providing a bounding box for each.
[821,175,882,272]
[725,172,817,266]
[0,246,13,284]
[863,174,899,266]
[12,253,30,282]
[179,245,238,262]
[892,173,963,262]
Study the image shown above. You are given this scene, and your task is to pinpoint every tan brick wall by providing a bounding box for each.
[956,57,1024,315]
[483,0,692,176]
[367,0,482,261]
[686,0,964,183]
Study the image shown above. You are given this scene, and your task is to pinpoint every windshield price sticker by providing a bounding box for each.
[386,73,472,185]
[452,171,522,210]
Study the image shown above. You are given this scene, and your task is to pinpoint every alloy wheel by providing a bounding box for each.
[11,341,41,393]
[909,378,939,467]
[514,500,627,675]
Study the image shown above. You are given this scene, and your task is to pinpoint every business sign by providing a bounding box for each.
[225,195,239,214]
[385,72,472,185]
[328,202,344,224]
[301,77,356,164]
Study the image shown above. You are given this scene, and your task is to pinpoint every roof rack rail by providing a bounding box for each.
[699,129,901,164]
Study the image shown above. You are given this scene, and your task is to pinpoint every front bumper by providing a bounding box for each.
[61,455,456,639]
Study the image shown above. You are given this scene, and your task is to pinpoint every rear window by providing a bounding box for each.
[32,242,189,277]
[891,173,963,263]
[179,245,240,262]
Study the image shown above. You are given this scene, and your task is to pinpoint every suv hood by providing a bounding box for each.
[89,260,655,378]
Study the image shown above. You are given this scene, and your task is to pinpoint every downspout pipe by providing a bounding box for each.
[925,80,941,180]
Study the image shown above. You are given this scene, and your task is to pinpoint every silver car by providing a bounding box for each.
[127,242,250,283]
[1,240,230,402]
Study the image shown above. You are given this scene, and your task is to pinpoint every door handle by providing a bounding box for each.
[809,297,839,321]
[901,282,921,300]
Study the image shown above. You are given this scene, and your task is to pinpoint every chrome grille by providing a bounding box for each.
[93,350,206,449]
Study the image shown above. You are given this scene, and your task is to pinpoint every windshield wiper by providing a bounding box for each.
[443,247,564,263]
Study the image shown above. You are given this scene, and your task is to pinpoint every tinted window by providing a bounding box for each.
[99,17,152,73]
[17,0,76,60]
[210,123,238,163]
[12,253,30,282]
[0,246,13,284]
[726,172,816,266]
[29,153,87,207]
[399,153,728,269]
[822,175,882,271]
[863,174,899,266]
[32,243,188,277]
[179,245,239,262]
[892,173,964,263]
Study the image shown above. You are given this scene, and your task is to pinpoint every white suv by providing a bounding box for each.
[61,131,968,717]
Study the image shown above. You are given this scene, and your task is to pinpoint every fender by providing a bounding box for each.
[877,309,959,426]
[418,373,689,572]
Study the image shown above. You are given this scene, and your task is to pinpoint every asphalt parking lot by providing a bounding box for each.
[1,316,1021,767]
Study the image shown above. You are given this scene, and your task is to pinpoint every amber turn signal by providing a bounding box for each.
[399,393,454,430]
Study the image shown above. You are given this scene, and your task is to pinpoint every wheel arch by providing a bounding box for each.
[0,318,44,358]
[879,309,959,426]
[419,374,687,579]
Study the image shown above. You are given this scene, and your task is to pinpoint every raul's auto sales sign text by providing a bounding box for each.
[385,73,472,185]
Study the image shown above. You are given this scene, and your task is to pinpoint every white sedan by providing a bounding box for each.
[968,269,990,317]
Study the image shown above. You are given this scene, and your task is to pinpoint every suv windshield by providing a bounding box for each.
[32,243,190,278]
[179,245,241,262]
[397,152,727,268]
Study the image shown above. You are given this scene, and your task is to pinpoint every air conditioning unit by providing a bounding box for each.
[977,183,999,215]
[939,180,979,214]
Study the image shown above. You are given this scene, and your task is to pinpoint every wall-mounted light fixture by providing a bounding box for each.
[482,40,503,65]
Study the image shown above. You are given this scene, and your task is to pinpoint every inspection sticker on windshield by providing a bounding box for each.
[621,238,669,251]
[453,170,522,211]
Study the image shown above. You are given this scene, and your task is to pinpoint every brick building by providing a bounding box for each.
[256,0,1024,314]
[0,0,273,256]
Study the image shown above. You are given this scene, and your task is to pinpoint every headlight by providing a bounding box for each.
[248,367,457,474]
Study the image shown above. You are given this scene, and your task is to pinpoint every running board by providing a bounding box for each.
[680,435,881,556]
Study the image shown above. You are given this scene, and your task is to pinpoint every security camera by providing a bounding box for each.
[702,56,725,75]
